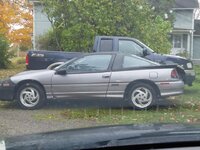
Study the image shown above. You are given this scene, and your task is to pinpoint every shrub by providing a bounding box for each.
[36,29,61,50]
[16,57,26,65]
[61,24,95,52]
[0,35,10,69]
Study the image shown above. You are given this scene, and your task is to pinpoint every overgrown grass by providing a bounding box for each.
[59,107,200,124]
[58,66,200,124]
[1,62,200,125]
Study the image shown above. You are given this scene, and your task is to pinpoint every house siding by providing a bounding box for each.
[193,36,200,59]
[171,9,196,59]
[33,3,51,49]
[193,20,200,63]
[174,10,194,30]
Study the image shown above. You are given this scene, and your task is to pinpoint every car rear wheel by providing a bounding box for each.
[16,83,46,110]
[128,83,157,110]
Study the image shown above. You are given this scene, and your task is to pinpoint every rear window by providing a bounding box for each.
[122,55,155,69]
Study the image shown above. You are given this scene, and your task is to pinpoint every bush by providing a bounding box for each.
[0,35,10,69]
[61,24,95,52]
[15,57,26,65]
[19,44,31,52]
[36,29,61,50]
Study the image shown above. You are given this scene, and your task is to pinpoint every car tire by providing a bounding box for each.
[16,82,46,110]
[127,83,157,110]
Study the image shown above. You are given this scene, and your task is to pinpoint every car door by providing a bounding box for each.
[51,54,113,99]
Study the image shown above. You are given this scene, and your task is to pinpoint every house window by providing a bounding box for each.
[173,34,182,48]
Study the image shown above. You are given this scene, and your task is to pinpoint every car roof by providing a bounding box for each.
[83,52,160,65]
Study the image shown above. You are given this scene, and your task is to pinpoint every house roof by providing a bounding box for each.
[173,0,199,9]
[194,20,200,35]
[28,0,40,2]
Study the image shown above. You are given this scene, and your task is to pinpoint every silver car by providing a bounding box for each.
[0,53,184,110]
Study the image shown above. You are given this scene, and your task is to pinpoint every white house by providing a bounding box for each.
[28,0,51,50]
[171,0,199,60]
[193,19,200,64]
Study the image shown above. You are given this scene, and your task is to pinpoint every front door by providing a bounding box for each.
[51,54,113,99]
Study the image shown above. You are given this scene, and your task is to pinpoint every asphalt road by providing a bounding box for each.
[0,99,176,139]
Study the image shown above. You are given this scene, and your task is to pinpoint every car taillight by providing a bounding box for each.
[171,69,179,79]
[26,54,29,65]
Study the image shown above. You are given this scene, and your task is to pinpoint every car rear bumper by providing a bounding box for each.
[0,80,15,101]
[184,69,195,86]
[156,80,184,97]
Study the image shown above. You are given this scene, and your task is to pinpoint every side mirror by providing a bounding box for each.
[143,48,148,57]
[56,69,67,75]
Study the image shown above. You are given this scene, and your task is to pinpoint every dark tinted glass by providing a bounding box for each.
[122,55,153,68]
[100,39,113,51]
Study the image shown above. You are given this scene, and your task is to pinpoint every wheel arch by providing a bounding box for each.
[14,80,47,99]
[124,79,160,100]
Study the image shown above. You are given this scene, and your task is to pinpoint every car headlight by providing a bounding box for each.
[187,62,193,69]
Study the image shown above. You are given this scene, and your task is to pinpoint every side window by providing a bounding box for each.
[122,55,154,69]
[66,55,112,73]
[100,39,113,51]
[119,40,143,56]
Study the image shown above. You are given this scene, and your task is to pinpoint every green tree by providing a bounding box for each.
[36,29,61,50]
[148,0,175,21]
[0,35,9,69]
[41,0,173,53]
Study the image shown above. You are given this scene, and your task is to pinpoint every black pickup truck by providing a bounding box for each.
[26,36,195,86]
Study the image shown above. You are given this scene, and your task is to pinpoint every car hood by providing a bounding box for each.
[14,70,46,75]
[164,54,187,60]
[146,53,192,69]
[10,70,55,84]
[3,124,200,150]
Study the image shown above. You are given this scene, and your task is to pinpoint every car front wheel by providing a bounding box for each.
[16,83,46,110]
[128,83,157,110]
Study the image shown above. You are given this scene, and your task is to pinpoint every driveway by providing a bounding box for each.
[0,99,176,138]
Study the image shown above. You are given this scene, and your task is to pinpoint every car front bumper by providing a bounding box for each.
[184,69,195,86]
[0,79,15,101]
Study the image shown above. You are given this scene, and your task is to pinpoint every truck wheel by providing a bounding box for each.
[16,83,46,110]
[127,83,157,110]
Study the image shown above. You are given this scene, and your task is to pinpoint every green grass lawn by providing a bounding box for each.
[1,63,200,125]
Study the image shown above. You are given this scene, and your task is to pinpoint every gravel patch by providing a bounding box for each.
[0,100,104,138]
[0,99,173,138]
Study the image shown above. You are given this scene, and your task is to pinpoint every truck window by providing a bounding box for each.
[100,39,113,51]
[119,40,143,56]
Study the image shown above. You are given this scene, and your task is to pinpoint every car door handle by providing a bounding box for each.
[102,74,110,78]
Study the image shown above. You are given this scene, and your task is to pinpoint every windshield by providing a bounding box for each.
[54,57,78,71]
[0,0,200,148]
[134,39,155,53]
